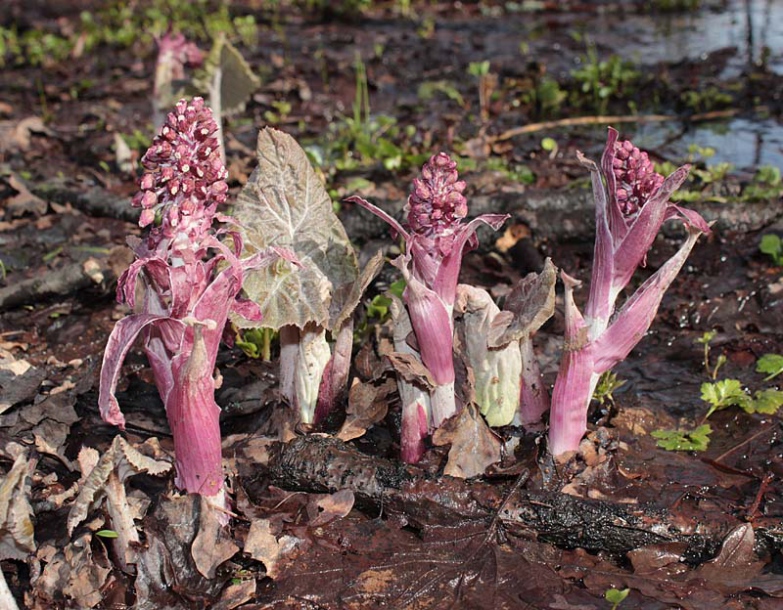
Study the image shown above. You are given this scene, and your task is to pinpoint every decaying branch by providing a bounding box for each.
[254,435,782,564]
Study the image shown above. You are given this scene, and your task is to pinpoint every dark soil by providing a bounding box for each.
[1,1,782,608]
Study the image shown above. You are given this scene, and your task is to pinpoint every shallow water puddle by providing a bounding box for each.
[590,0,783,77]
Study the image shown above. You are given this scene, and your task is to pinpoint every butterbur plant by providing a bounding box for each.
[153,33,204,131]
[99,98,292,510]
[230,128,383,428]
[549,127,711,456]
[348,153,508,450]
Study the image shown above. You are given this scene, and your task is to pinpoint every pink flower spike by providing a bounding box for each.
[100,97,293,508]
[548,128,711,456]
[351,153,508,447]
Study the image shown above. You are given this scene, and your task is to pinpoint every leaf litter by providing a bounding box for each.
[1,0,783,608]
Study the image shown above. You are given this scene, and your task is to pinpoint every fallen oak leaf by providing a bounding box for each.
[244,518,303,579]
[307,489,355,528]
[67,436,172,571]
[431,403,502,479]
[337,378,393,442]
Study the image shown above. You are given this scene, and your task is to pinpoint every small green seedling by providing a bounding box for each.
[651,424,712,452]
[701,379,750,417]
[701,379,783,418]
[95,529,119,539]
[604,587,630,609]
[757,353,783,381]
[655,355,783,452]
[365,279,406,322]
[695,330,726,380]
[235,327,275,361]
[468,60,490,78]
[760,234,783,266]
[541,136,558,159]
[593,371,626,408]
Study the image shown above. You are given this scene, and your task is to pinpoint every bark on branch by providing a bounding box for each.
[256,435,781,564]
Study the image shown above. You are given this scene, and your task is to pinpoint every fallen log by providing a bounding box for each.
[249,435,783,564]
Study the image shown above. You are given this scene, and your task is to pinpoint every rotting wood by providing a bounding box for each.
[253,435,783,564]
[0,258,115,311]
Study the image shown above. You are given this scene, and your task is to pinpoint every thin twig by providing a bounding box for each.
[713,424,776,463]
[490,109,739,143]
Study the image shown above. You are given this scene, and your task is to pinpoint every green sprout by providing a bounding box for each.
[655,351,783,452]
[700,379,751,418]
[744,166,782,202]
[756,353,783,381]
[760,234,783,266]
[604,587,630,610]
[235,327,276,361]
[651,424,712,452]
[695,330,726,380]
[314,54,420,174]
[592,371,626,408]
[467,60,491,78]
[570,38,640,114]
[701,379,783,418]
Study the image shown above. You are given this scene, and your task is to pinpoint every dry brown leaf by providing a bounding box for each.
[211,578,257,610]
[432,403,502,478]
[487,258,557,348]
[337,378,392,442]
[0,349,44,415]
[0,117,52,155]
[308,489,355,527]
[32,533,110,609]
[244,518,302,579]
[385,351,435,388]
[192,502,239,579]
[5,174,48,217]
[68,436,172,536]
[0,451,35,561]
[67,436,172,571]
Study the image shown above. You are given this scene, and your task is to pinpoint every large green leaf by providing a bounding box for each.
[232,127,359,330]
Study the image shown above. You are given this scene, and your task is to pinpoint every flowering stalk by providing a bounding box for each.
[390,296,430,463]
[99,98,290,509]
[549,127,711,456]
[153,33,204,131]
[348,153,508,432]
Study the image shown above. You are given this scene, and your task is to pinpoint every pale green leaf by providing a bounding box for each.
[756,353,783,381]
[746,389,783,415]
[232,128,360,330]
[651,424,712,451]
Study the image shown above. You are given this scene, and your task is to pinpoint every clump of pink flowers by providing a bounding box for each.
[548,127,711,456]
[348,153,508,462]
[99,98,291,508]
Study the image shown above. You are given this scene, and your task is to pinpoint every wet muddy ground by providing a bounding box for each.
[1,1,782,608]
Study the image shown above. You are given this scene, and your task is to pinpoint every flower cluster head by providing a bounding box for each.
[611,139,665,216]
[132,97,228,257]
[156,32,204,79]
[406,152,468,237]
